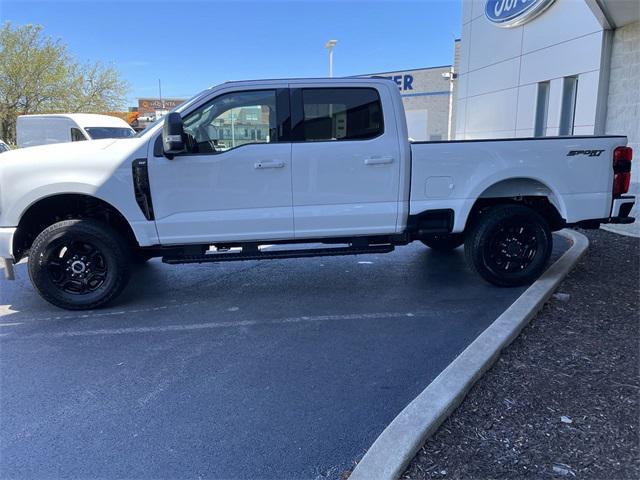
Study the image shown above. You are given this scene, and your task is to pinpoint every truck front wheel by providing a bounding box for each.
[28,219,132,310]
[465,204,552,287]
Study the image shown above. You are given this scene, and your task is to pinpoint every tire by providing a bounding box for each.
[28,219,132,310]
[464,204,552,287]
[421,233,464,252]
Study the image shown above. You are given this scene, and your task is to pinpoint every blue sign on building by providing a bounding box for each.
[380,74,414,91]
[485,0,556,28]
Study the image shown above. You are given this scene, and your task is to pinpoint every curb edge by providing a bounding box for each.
[349,229,589,480]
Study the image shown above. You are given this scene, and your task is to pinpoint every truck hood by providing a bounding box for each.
[0,139,123,165]
[0,137,152,179]
[0,136,151,227]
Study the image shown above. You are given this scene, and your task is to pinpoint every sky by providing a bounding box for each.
[1,0,462,106]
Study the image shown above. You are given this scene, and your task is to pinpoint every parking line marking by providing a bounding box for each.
[0,306,19,317]
[14,311,426,339]
[7,300,206,324]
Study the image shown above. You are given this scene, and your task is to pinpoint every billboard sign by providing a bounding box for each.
[138,98,186,115]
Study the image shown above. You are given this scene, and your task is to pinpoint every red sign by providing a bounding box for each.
[138,98,186,114]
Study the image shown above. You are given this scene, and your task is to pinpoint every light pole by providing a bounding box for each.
[442,68,457,140]
[230,111,236,148]
[325,39,337,77]
[158,79,164,110]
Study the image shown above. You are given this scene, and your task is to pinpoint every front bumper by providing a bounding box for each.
[0,227,17,280]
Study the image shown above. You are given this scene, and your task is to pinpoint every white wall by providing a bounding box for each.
[606,21,640,181]
[456,0,604,139]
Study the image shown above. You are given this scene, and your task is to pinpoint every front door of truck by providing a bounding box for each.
[289,84,401,238]
[148,88,293,245]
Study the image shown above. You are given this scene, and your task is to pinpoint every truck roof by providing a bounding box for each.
[17,113,131,129]
[214,77,398,89]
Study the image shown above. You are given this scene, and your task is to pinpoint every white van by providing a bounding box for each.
[16,114,135,148]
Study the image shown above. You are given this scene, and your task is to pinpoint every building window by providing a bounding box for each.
[559,76,578,136]
[534,81,550,137]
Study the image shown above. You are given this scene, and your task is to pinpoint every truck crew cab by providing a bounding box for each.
[0,78,634,310]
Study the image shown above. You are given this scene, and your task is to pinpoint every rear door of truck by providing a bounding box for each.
[289,81,402,239]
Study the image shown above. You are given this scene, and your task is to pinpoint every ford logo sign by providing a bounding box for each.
[485,0,556,28]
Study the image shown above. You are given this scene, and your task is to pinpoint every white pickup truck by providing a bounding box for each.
[0,78,635,310]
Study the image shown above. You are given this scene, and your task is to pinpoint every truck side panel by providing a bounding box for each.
[409,136,626,232]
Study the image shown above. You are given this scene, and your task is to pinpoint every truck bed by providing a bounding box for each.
[409,135,628,232]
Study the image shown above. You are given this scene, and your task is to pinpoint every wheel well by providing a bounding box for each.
[13,194,139,261]
[465,196,566,232]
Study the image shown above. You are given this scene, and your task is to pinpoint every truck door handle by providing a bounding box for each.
[364,156,394,165]
[254,160,285,169]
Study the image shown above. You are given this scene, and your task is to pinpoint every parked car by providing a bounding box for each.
[0,78,635,309]
[0,139,10,153]
[139,112,156,123]
[16,114,135,148]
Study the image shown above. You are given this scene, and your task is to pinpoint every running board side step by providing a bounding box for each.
[162,244,395,265]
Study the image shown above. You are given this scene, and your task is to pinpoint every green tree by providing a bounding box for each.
[0,23,128,143]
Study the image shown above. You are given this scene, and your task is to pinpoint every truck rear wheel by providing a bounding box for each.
[421,233,464,252]
[465,204,552,287]
[28,219,132,310]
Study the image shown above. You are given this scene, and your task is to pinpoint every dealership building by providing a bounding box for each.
[361,65,457,141]
[455,0,639,181]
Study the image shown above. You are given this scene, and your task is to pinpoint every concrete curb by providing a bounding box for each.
[349,229,589,480]
[600,224,640,238]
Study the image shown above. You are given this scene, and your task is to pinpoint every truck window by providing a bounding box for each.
[182,90,278,154]
[293,88,383,142]
[70,128,86,142]
[83,127,135,139]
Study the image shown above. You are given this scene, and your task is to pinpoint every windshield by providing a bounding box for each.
[134,89,211,138]
[135,116,164,137]
[84,127,135,139]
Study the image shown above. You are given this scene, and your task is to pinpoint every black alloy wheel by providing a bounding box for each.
[46,240,109,295]
[485,222,539,274]
[28,219,132,310]
[465,204,552,287]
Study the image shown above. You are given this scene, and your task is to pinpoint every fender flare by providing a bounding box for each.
[454,176,567,232]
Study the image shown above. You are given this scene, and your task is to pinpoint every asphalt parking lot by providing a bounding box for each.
[0,238,567,479]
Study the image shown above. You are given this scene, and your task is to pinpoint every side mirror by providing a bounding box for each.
[162,112,185,158]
